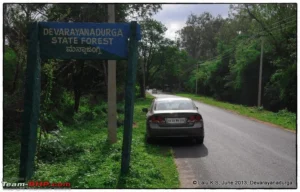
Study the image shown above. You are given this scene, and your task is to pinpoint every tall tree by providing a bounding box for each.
[138,18,166,97]
[178,12,225,60]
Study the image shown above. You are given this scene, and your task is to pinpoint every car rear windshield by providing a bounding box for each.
[154,100,195,111]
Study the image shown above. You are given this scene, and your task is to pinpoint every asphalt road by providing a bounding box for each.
[148,91,297,189]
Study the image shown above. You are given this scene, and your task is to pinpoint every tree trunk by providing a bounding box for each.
[73,61,85,113]
[139,75,145,98]
[74,89,81,113]
[145,60,150,88]
[142,62,146,98]
[11,60,20,94]
[102,60,108,89]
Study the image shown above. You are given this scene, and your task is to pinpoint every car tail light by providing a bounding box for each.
[157,116,164,121]
[188,115,202,122]
[150,116,156,122]
[195,115,202,121]
[189,115,195,121]
[149,116,165,123]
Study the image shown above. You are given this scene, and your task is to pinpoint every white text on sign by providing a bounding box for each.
[43,28,124,45]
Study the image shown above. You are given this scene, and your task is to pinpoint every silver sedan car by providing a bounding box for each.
[142,97,204,144]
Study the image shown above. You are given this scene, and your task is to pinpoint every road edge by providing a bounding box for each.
[174,157,200,188]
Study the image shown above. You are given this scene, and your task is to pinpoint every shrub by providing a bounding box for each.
[73,101,108,124]
[38,123,83,162]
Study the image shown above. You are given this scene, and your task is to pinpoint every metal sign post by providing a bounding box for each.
[121,21,138,175]
[19,22,41,181]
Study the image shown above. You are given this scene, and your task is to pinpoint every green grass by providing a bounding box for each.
[176,93,296,131]
[3,94,179,188]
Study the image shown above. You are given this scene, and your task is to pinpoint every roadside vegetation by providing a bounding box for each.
[176,93,296,131]
[4,94,179,188]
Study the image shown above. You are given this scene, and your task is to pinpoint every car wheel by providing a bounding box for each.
[146,136,154,143]
[195,137,204,145]
[145,134,153,144]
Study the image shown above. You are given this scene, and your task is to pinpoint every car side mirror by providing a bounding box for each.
[196,107,198,110]
[142,108,148,113]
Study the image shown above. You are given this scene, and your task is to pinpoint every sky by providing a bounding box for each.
[152,4,231,40]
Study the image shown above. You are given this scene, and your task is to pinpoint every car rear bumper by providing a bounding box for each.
[147,127,204,138]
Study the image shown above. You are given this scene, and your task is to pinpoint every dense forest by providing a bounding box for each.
[3,3,297,140]
[148,4,297,113]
